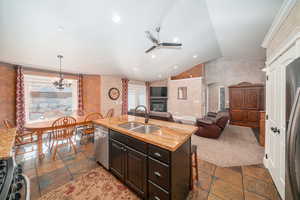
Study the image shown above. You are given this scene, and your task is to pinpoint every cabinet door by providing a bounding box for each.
[230,110,247,122]
[125,147,147,198]
[110,140,125,181]
[244,88,259,109]
[230,88,244,109]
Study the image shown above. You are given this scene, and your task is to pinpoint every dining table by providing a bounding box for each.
[24,115,91,159]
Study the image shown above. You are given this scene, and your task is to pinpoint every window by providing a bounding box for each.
[128,84,146,111]
[24,75,78,122]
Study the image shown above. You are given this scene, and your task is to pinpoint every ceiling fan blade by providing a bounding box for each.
[145,31,159,44]
[160,42,182,47]
[145,46,157,53]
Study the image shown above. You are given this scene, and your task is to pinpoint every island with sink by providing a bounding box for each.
[93,115,198,200]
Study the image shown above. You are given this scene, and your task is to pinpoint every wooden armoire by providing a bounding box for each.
[229,82,265,128]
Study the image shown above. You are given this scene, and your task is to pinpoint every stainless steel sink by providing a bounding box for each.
[132,124,160,134]
[118,122,143,129]
[118,122,160,134]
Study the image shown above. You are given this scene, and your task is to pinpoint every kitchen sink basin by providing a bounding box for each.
[118,122,143,129]
[132,124,160,134]
[118,122,160,134]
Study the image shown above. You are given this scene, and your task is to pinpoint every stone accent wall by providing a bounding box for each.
[150,80,168,87]
[0,63,16,127]
[205,57,265,112]
[168,77,204,118]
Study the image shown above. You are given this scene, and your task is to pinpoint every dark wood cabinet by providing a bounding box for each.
[125,147,147,197]
[110,139,125,180]
[109,130,191,200]
[229,82,265,128]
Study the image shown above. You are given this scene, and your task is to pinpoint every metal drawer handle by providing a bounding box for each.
[154,152,162,157]
[154,171,161,177]
[154,196,160,200]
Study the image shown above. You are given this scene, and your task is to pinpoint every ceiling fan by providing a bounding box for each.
[145,27,182,53]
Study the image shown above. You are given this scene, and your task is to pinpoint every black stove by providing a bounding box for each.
[0,157,30,200]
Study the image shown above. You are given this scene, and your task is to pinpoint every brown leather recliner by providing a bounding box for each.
[195,111,229,139]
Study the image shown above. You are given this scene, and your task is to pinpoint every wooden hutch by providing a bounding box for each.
[229,82,265,128]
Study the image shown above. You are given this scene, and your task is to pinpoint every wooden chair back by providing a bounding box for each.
[51,116,77,141]
[3,120,14,129]
[105,108,114,118]
[84,112,103,122]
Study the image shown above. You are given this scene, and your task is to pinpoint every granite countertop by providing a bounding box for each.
[93,115,198,151]
[0,128,16,159]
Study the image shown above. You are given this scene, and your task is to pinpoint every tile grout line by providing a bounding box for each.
[57,146,75,180]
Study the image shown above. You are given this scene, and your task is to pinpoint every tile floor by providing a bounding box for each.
[15,137,281,200]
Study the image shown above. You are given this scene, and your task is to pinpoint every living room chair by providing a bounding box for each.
[195,111,229,139]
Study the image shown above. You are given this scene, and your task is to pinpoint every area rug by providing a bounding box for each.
[38,166,139,200]
[39,166,202,200]
[192,125,265,167]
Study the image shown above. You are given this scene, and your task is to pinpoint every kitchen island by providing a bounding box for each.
[93,115,198,200]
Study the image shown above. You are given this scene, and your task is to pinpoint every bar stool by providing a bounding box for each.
[190,144,199,190]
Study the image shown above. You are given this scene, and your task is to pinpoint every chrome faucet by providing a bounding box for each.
[134,105,149,124]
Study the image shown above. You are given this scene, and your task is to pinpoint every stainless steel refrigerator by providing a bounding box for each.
[286,57,300,200]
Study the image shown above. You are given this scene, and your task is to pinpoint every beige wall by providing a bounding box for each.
[266,1,300,59]
[100,75,123,116]
[205,57,265,112]
[168,78,204,118]
[0,63,16,127]
[82,75,101,114]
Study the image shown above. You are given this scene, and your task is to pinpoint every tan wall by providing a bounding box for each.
[168,78,204,118]
[150,80,168,87]
[82,75,101,114]
[266,1,300,59]
[0,63,16,127]
[101,75,123,116]
[205,57,265,112]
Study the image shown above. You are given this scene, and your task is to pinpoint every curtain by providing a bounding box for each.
[16,66,25,131]
[121,78,129,115]
[77,74,84,116]
[145,81,150,111]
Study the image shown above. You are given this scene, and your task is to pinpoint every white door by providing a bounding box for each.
[266,65,280,185]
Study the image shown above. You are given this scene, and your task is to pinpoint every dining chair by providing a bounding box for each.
[50,116,77,160]
[79,112,103,144]
[105,108,114,118]
[2,119,36,154]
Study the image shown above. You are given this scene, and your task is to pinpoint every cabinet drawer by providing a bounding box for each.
[148,181,169,200]
[110,130,147,154]
[148,158,170,190]
[148,144,170,164]
[127,136,147,154]
[110,130,128,144]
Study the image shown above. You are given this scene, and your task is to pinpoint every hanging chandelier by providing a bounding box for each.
[53,55,72,90]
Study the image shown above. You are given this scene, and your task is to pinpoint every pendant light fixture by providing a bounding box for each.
[53,55,72,90]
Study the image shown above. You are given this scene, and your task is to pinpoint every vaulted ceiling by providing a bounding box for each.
[0,0,283,81]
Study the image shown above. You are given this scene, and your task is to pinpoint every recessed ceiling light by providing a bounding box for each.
[151,54,156,59]
[173,37,179,43]
[193,54,198,58]
[112,13,121,23]
[57,26,64,31]
[133,67,139,71]
[173,65,178,69]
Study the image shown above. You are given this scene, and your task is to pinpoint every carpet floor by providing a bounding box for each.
[192,125,265,167]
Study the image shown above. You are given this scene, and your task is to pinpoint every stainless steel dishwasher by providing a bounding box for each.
[94,125,109,169]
